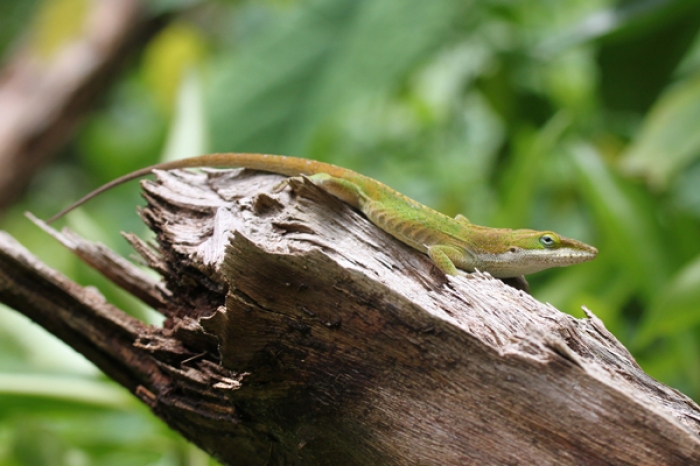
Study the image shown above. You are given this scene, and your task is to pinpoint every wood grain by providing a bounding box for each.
[0,168,698,465]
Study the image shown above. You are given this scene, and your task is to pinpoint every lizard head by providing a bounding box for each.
[473,229,598,278]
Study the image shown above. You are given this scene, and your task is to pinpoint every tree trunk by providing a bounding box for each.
[0,168,698,465]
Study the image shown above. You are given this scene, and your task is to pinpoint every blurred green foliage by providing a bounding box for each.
[2,0,700,463]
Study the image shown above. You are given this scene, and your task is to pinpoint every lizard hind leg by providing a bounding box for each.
[455,214,471,225]
[306,173,366,209]
[272,173,363,203]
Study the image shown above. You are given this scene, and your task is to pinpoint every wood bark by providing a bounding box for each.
[0,168,699,465]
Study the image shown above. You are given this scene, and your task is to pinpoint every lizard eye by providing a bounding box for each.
[539,234,557,248]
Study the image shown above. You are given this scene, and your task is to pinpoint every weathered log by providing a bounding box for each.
[0,168,698,465]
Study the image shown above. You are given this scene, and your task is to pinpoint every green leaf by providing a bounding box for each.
[207,0,468,155]
[141,22,209,114]
[538,0,700,56]
[620,72,700,189]
[161,69,209,162]
[636,253,700,347]
[28,0,89,58]
[571,144,670,298]
[0,374,133,408]
[493,111,571,227]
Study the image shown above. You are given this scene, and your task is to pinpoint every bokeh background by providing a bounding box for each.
[1,0,700,464]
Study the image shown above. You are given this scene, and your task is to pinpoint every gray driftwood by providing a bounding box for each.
[0,168,699,465]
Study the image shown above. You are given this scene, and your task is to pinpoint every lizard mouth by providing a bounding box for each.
[482,246,598,278]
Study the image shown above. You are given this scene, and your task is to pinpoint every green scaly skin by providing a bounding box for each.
[46,153,598,280]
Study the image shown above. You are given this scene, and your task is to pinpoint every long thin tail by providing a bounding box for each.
[46,153,352,224]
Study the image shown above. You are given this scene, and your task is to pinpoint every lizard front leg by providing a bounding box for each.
[428,245,468,276]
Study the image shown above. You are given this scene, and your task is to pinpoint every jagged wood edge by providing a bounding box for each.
[0,168,699,465]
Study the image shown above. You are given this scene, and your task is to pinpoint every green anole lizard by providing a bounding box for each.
[46,153,597,285]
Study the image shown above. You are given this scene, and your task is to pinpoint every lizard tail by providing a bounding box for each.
[46,153,354,224]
